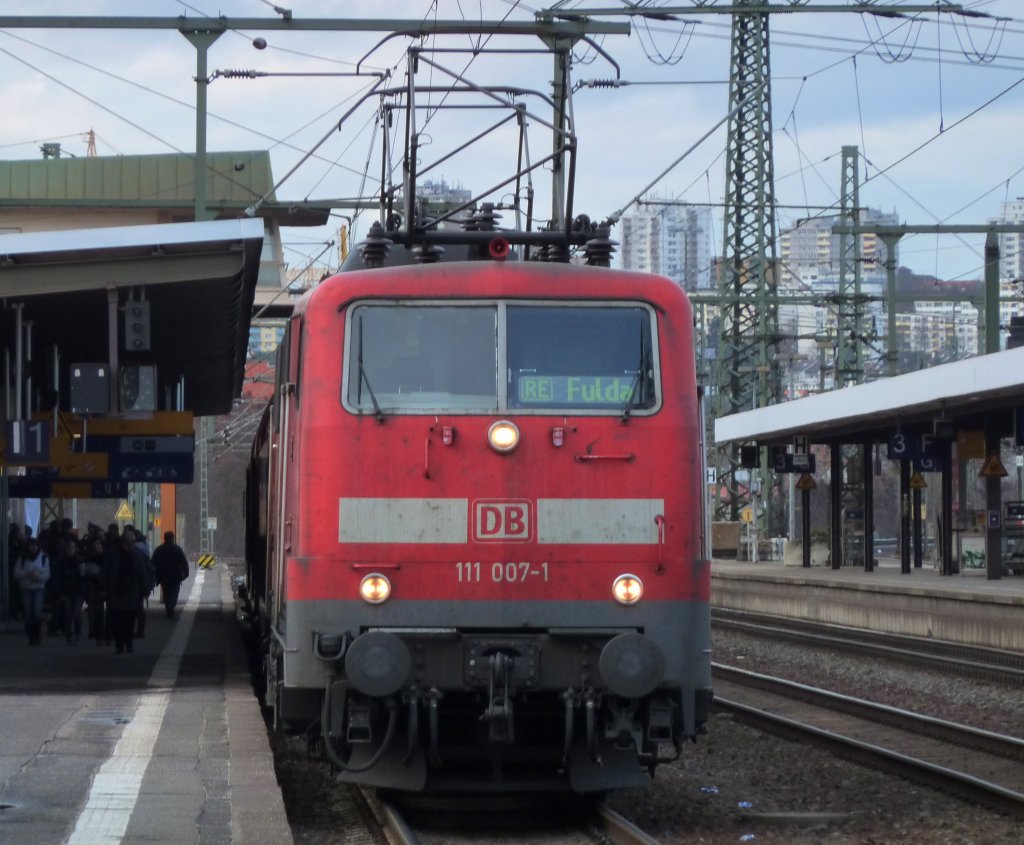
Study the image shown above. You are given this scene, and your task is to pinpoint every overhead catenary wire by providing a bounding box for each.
[2,2,1024,281]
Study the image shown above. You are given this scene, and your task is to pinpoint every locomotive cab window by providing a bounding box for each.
[347,305,499,411]
[343,301,659,415]
[507,306,655,412]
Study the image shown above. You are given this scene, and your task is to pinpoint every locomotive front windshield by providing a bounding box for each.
[345,302,658,415]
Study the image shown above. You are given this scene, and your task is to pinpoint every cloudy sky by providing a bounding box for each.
[1,0,1021,280]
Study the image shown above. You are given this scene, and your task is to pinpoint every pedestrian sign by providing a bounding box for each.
[115,499,134,521]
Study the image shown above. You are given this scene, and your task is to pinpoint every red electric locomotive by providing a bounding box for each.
[245,234,711,793]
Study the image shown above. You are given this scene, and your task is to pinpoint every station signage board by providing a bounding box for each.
[769,445,816,474]
[8,476,129,499]
[887,432,945,461]
[2,420,51,465]
[5,412,196,487]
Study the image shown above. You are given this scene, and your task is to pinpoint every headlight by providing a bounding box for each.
[359,573,392,604]
[487,420,520,453]
[612,574,643,605]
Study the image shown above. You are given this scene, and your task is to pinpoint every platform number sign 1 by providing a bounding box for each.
[5,420,50,464]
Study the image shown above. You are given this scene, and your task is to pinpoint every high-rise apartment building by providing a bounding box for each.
[619,203,713,290]
[779,208,899,286]
[992,199,1024,282]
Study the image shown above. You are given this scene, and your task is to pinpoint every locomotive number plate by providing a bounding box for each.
[455,561,549,583]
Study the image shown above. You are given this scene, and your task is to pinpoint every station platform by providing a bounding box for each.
[712,558,1024,653]
[0,565,293,845]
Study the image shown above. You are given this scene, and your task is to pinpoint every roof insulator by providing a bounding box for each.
[584,225,618,267]
[358,221,393,268]
[542,241,571,264]
[465,202,501,232]
[413,243,445,264]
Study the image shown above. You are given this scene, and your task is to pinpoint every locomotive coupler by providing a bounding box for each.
[481,652,515,744]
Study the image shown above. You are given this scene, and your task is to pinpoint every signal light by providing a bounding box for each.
[488,237,510,261]
[124,301,151,351]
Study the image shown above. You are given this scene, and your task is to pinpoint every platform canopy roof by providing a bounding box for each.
[0,150,329,227]
[1,218,264,417]
[714,346,1024,446]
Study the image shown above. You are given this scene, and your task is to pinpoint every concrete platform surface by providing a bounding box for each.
[712,558,1024,651]
[0,566,293,845]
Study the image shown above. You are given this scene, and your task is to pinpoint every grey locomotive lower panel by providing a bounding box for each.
[280,598,711,693]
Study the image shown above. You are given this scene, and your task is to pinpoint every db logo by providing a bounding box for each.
[472,499,533,542]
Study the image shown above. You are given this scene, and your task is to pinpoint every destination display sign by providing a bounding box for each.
[31,410,194,436]
[110,453,194,483]
[86,434,195,483]
[517,375,638,405]
[8,476,129,499]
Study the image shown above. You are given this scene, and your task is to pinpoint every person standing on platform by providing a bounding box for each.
[104,532,151,654]
[152,531,190,619]
[13,537,50,645]
[54,535,84,644]
[126,527,154,638]
[82,531,108,645]
[7,524,26,621]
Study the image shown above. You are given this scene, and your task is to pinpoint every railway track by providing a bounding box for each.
[712,608,1024,685]
[361,790,664,845]
[712,662,1024,816]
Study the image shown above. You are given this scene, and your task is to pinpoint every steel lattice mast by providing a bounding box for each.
[713,0,782,525]
[836,144,864,386]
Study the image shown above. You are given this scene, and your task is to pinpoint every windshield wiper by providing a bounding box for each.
[357,315,384,423]
[620,317,648,424]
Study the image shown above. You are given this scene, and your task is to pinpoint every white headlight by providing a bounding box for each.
[359,573,392,604]
[612,574,643,605]
[487,420,520,453]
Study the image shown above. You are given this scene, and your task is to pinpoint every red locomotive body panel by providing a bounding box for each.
[289,263,702,601]
[247,259,711,792]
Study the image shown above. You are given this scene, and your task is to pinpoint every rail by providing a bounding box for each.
[713,663,1024,817]
[712,608,1024,685]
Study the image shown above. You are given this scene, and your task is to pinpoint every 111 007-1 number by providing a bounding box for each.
[456,561,549,583]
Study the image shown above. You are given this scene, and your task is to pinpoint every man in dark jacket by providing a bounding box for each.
[104,533,151,654]
[152,531,190,619]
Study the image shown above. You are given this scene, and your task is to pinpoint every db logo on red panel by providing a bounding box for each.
[472,499,533,542]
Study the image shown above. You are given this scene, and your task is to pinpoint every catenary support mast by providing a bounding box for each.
[714,1,781,528]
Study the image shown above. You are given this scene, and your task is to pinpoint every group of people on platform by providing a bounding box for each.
[7,519,191,654]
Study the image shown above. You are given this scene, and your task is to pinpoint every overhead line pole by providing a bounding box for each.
[0,15,625,560]
[543,0,992,546]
